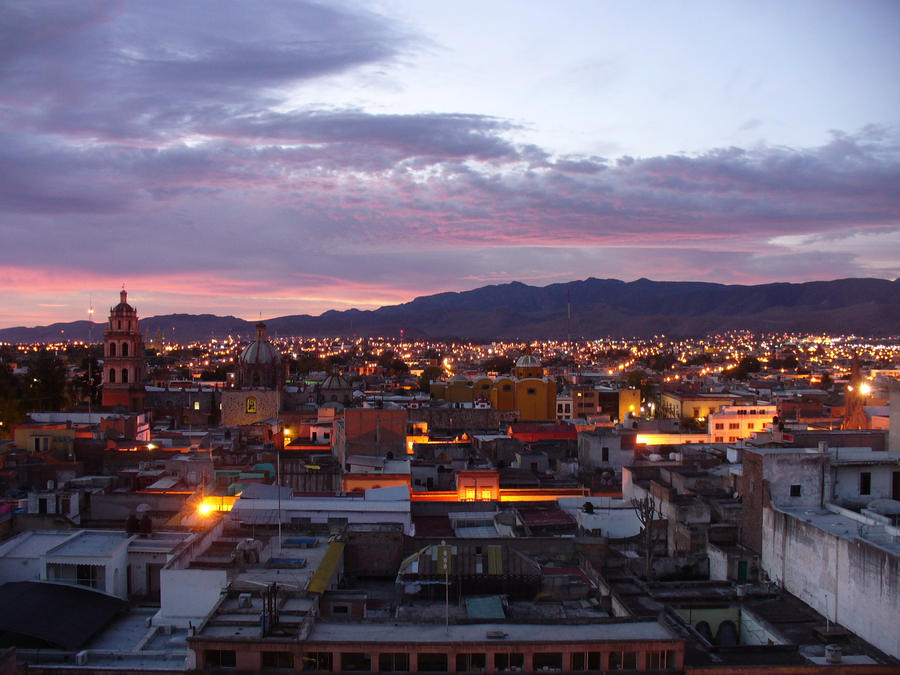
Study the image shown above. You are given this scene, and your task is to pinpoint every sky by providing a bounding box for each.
[1,0,898,328]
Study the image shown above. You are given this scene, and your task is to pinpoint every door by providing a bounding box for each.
[737,560,748,581]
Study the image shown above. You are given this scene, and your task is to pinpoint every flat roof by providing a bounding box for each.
[47,531,130,558]
[776,506,900,556]
[0,531,76,559]
[306,620,677,644]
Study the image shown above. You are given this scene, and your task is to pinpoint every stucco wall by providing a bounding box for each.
[762,506,900,658]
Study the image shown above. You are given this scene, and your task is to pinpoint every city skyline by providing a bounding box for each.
[1,0,899,327]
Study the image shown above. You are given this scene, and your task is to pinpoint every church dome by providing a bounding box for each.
[237,322,282,389]
[516,354,541,369]
[240,339,282,366]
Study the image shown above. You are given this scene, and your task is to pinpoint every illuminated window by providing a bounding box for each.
[194,400,200,411]
[246,396,257,414]
[465,488,476,501]
[480,488,492,501]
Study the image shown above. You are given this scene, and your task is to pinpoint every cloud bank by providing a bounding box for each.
[0,1,898,326]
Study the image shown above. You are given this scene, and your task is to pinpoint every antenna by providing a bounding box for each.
[88,297,95,424]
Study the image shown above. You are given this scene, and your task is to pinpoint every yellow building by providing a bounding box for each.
[430,355,556,422]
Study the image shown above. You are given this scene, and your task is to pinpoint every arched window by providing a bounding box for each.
[121,342,128,357]
[109,369,116,383]
[121,368,129,383]
[108,342,116,357]
[117,320,121,330]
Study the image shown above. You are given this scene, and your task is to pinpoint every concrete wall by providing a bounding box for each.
[708,545,728,581]
[220,389,280,426]
[762,506,900,658]
[832,464,896,506]
[159,567,227,626]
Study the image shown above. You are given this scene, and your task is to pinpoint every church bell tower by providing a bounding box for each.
[102,289,146,411]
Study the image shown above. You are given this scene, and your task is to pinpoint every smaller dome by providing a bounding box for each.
[516,354,541,368]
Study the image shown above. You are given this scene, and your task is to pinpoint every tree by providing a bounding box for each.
[631,495,663,581]
[27,349,69,411]
[418,366,443,393]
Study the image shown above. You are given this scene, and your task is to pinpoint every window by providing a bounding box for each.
[646,650,677,668]
[109,342,116,357]
[715,436,723,443]
[302,652,332,671]
[206,650,236,668]
[465,488,476,501]
[417,653,448,672]
[532,653,563,670]
[572,652,603,670]
[495,653,524,671]
[571,652,586,671]
[262,651,294,669]
[527,388,536,395]
[332,604,349,614]
[608,650,636,670]
[860,472,872,495]
[194,400,200,410]
[748,422,755,429]
[481,488,493,501]
[714,423,724,430]
[378,653,410,672]
[456,653,486,671]
[121,368,128,383]
[692,407,700,417]
[602,447,609,462]
[340,653,371,671]
[121,342,128,356]
[109,368,116,383]
[729,422,740,429]
[790,484,802,497]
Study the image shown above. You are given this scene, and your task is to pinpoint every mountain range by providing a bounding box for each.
[3,277,899,343]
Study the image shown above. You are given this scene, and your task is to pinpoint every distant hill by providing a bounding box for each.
[2,277,898,343]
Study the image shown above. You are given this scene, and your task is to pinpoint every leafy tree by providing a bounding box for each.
[27,349,69,411]
[418,366,443,393]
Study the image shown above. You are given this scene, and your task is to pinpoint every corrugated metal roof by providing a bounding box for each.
[307,542,344,594]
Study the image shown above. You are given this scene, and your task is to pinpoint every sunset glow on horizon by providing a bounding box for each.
[1,1,898,329]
